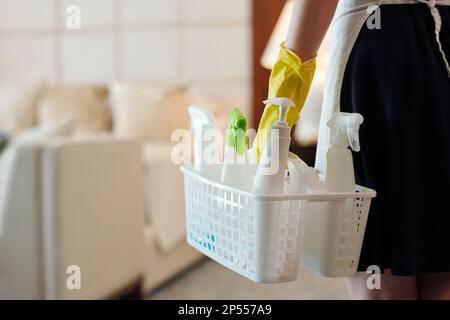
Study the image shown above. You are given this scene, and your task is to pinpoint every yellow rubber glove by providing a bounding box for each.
[253,42,316,159]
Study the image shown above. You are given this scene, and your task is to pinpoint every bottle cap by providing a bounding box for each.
[327,112,364,151]
[263,98,295,137]
[188,106,216,132]
[263,98,295,123]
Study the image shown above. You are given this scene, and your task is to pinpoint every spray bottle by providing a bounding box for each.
[221,108,252,191]
[299,112,364,275]
[252,98,294,195]
[188,106,216,177]
[324,112,364,192]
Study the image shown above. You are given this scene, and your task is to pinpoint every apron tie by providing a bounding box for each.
[419,0,450,77]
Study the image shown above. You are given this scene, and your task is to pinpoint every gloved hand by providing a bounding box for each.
[253,42,316,159]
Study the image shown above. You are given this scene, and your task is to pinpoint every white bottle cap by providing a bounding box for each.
[327,112,364,151]
[263,98,295,137]
[188,105,216,132]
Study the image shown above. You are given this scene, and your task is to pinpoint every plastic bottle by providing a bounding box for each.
[324,112,364,192]
[188,106,216,177]
[286,152,324,194]
[299,112,364,276]
[252,98,294,195]
[221,108,252,191]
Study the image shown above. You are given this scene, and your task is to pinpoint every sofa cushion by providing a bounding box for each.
[37,86,111,136]
[0,82,45,134]
[109,83,190,141]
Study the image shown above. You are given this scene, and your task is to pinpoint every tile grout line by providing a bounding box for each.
[0,20,249,38]
[177,0,185,80]
[113,0,123,81]
[54,0,63,84]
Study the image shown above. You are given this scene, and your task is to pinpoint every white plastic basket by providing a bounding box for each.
[298,188,374,277]
[181,164,376,283]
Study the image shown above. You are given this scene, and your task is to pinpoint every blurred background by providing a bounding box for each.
[0,0,344,299]
[0,0,252,117]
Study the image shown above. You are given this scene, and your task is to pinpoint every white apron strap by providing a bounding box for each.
[418,0,450,77]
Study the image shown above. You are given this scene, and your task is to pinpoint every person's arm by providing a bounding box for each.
[285,0,338,61]
[253,0,338,157]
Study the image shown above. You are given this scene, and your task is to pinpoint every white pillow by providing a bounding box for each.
[0,82,45,134]
[37,86,111,135]
[109,83,190,141]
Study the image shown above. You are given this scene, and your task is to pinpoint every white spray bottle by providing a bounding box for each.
[221,108,253,191]
[299,112,364,275]
[324,112,364,192]
[188,106,216,177]
[252,98,294,195]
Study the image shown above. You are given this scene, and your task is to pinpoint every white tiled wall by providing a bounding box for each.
[60,0,115,28]
[120,0,178,26]
[184,26,250,79]
[0,0,55,31]
[0,36,56,83]
[123,30,179,81]
[0,0,252,110]
[184,0,251,23]
[62,34,115,83]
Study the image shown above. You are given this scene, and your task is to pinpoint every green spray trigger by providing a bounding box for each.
[226,108,247,155]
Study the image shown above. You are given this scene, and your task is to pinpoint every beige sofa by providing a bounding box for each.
[0,83,205,298]
[0,138,143,299]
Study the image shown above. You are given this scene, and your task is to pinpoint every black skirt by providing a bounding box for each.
[340,4,450,275]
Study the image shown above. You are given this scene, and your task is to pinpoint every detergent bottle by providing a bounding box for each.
[252,98,295,195]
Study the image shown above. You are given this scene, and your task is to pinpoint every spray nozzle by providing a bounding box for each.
[188,106,216,132]
[226,108,247,155]
[327,112,364,151]
[263,98,295,123]
[188,106,216,173]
